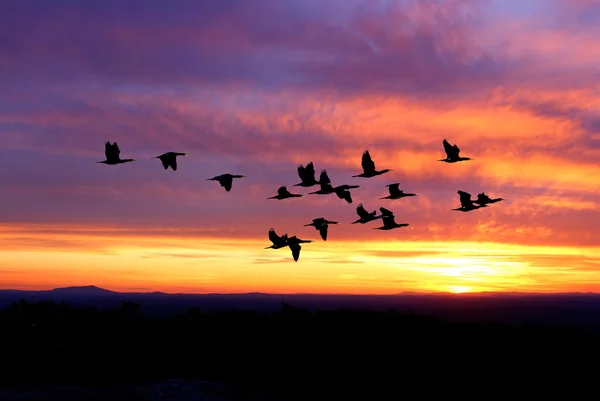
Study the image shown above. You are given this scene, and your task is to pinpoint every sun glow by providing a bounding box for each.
[447,286,472,294]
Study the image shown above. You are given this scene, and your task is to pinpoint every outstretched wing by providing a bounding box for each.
[379,207,394,217]
[335,188,352,203]
[319,224,328,241]
[361,150,376,173]
[277,186,288,196]
[112,142,121,157]
[268,228,281,245]
[221,175,234,192]
[305,162,315,180]
[382,215,396,229]
[458,190,473,207]
[356,204,370,219]
[387,183,401,196]
[443,139,458,159]
[290,244,301,262]
[297,164,306,181]
[171,158,178,171]
[319,170,331,185]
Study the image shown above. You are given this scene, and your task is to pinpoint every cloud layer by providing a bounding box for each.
[1,0,599,292]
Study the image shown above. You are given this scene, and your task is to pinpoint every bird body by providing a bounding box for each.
[438,139,472,163]
[97,142,135,165]
[352,150,392,178]
[268,186,303,200]
[374,207,409,230]
[294,162,320,187]
[352,204,382,224]
[208,174,245,192]
[453,190,487,212]
[304,218,339,241]
[380,183,417,200]
[152,152,187,171]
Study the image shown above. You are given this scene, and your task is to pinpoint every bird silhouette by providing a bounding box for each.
[207,174,245,192]
[97,142,135,165]
[351,204,383,224]
[453,190,487,212]
[438,139,472,163]
[264,228,289,249]
[352,150,392,178]
[294,162,320,187]
[304,218,339,241]
[285,235,314,262]
[309,171,359,203]
[152,152,187,171]
[380,183,417,200]
[268,186,303,200]
[473,192,505,206]
[373,207,410,230]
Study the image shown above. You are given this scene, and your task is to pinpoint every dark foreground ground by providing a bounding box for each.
[1,300,599,400]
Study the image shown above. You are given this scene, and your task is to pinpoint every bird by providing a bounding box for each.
[152,152,187,171]
[473,192,505,206]
[351,204,383,224]
[352,150,392,178]
[97,142,135,165]
[285,235,314,262]
[380,183,417,200]
[373,207,410,230]
[304,218,339,241]
[309,171,360,202]
[294,162,320,187]
[267,186,303,200]
[264,228,289,249]
[438,139,472,163]
[207,174,245,192]
[453,190,487,212]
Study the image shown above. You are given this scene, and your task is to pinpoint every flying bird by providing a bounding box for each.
[438,139,472,163]
[304,218,339,241]
[352,150,392,178]
[374,207,410,230]
[453,190,487,212]
[97,142,135,165]
[380,183,417,200]
[351,204,382,224]
[268,186,303,200]
[207,174,245,192]
[285,235,314,262]
[473,192,505,206]
[152,152,187,171]
[264,228,289,249]
[309,170,359,202]
[294,162,320,187]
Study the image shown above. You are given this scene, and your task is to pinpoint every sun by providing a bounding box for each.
[447,286,471,294]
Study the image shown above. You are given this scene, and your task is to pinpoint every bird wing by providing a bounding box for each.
[458,190,473,207]
[269,229,281,245]
[277,186,288,196]
[305,162,315,180]
[104,142,112,160]
[319,170,331,185]
[356,204,370,219]
[290,244,301,262]
[297,164,306,180]
[453,144,461,156]
[319,224,328,241]
[443,139,458,158]
[383,215,396,229]
[379,207,394,217]
[221,175,233,192]
[171,158,178,171]
[335,188,352,203]
[113,142,121,157]
[387,183,400,196]
[361,150,376,173]
[160,158,170,170]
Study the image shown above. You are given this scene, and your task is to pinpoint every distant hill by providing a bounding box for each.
[2,286,600,330]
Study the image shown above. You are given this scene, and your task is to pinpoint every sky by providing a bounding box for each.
[1,0,600,294]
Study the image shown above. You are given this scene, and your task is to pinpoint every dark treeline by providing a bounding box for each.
[1,300,599,400]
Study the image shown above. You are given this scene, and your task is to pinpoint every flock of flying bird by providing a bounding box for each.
[97,139,505,262]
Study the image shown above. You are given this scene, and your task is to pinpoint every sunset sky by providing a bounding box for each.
[1,0,599,294]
